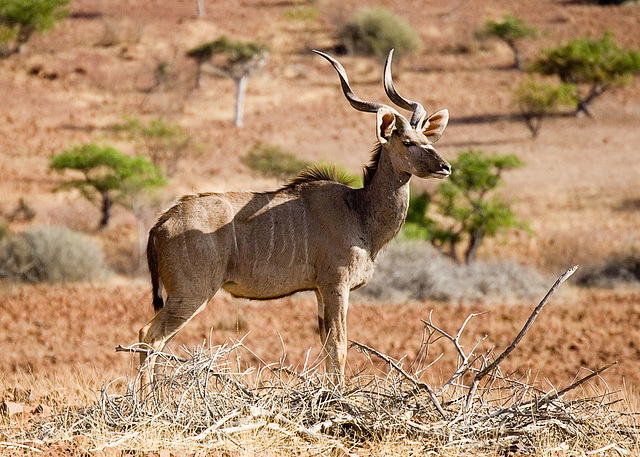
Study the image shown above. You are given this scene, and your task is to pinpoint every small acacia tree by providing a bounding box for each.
[532,31,640,116]
[114,116,196,176]
[187,36,270,127]
[339,8,420,64]
[50,143,166,229]
[243,142,310,181]
[514,78,577,137]
[0,0,68,57]
[476,14,538,70]
[404,150,527,264]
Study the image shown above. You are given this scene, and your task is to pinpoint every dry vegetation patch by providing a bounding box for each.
[1,270,638,456]
[357,240,551,304]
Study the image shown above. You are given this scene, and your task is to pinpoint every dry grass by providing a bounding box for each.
[3,342,637,456]
[2,271,638,456]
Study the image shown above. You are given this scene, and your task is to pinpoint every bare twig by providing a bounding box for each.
[534,362,617,406]
[478,266,578,380]
[421,312,487,396]
[115,344,188,363]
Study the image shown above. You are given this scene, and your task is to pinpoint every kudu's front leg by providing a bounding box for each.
[316,282,349,385]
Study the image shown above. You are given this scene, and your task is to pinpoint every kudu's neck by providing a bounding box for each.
[361,147,411,257]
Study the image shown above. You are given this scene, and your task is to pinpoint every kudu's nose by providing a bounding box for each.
[441,163,451,174]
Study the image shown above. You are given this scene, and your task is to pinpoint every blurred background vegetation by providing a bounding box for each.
[0,0,639,299]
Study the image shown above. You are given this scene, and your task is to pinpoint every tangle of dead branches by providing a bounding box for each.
[6,266,640,455]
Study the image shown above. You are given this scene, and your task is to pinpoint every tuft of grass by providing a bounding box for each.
[356,240,550,303]
[284,6,319,22]
[0,225,106,284]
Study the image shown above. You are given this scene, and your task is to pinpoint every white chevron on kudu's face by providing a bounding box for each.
[137,50,450,385]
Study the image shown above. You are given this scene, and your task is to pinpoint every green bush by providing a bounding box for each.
[514,78,577,136]
[0,225,106,283]
[403,150,527,264]
[531,31,640,115]
[339,8,419,61]
[401,191,437,242]
[50,143,166,228]
[187,36,270,126]
[476,14,538,70]
[243,143,310,180]
[0,0,68,56]
[113,116,196,176]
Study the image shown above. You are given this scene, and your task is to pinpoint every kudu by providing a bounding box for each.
[138,50,451,382]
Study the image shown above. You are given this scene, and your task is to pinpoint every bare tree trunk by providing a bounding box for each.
[507,40,523,70]
[195,63,203,88]
[575,84,606,117]
[234,75,248,127]
[524,113,542,137]
[576,84,611,117]
[447,239,460,264]
[100,193,112,229]
[196,0,205,17]
[465,230,484,264]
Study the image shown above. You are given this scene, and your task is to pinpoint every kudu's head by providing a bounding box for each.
[314,50,451,179]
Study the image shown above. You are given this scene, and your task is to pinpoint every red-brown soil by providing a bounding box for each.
[1,283,638,394]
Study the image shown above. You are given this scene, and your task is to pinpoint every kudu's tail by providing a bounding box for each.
[146,229,164,312]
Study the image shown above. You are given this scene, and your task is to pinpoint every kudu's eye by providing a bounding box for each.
[402,140,413,147]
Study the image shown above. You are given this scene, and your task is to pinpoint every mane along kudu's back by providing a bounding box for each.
[136,50,451,384]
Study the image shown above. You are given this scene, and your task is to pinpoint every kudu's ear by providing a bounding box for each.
[421,109,449,143]
[376,107,397,144]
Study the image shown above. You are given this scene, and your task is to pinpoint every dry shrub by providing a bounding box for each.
[0,225,106,283]
[357,240,550,303]
[96,16,143,48]
[9,277,638,456]
[576,251,640,289]
[338,8,420,61]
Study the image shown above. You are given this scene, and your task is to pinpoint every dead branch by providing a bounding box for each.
[465,266,578,412]
[533,362,617,406]
[349,339,448,420]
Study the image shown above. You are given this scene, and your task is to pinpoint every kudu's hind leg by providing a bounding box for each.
[315,290,329,365]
